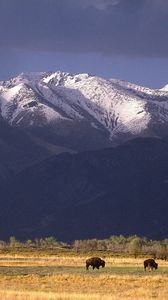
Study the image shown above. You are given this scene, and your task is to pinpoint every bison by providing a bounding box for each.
[144,259,158,271]
[86,257,105,270]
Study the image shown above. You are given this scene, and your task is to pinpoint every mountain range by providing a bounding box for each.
[1,71,168,150]
[0,72,168,241]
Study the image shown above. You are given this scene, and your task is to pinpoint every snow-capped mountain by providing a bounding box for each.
[1,73,168,240]
[1,71,168,147]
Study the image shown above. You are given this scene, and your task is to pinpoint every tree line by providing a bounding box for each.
[0,235,167,260]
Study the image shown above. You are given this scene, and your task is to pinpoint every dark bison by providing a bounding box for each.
[144,259,158,271]
[86,257,105,270]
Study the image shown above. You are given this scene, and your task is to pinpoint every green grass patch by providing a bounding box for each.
[0,265,167,277]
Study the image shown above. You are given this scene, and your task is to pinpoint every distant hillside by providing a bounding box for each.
[1,137,168,241]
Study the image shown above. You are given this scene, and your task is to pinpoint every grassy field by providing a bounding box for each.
[0,252,167,299]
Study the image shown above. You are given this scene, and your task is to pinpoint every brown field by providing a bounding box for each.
[0,253,167,299]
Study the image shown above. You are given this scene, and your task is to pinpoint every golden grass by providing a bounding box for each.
[0,278,168,300]
[0,255,167,268]
[0,254,167,299]
[0,290,133,300]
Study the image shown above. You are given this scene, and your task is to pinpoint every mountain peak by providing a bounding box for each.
[42,71,90,85]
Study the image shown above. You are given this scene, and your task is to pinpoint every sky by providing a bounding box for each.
[0,0,168,88]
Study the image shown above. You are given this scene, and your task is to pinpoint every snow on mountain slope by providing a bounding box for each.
[0,71,168,143]
[160,84,168,92]
[0,79,66,126]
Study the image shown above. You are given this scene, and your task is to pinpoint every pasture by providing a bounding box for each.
[0,252,167,300]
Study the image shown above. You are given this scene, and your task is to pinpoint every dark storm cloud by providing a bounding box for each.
[0,0,168,57]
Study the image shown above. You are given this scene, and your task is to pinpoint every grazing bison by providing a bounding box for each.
[144,259,158,271]
[86,257,105,270]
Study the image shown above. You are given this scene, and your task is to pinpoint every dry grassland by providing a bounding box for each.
[0,254,167,299]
